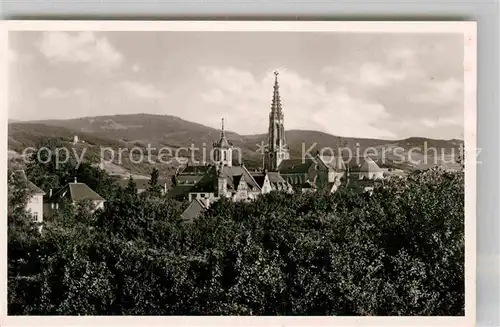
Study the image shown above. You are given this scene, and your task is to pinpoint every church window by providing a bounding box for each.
[223,151,227,161]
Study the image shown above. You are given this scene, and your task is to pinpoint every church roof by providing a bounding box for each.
[278,159,316,174]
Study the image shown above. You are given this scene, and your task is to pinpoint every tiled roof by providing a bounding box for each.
[179,164,213,175]
[51,183,105,202]
[167,185,193,199]
[278,159,316,174]
[12,170,45,195]
[266,172,286,184]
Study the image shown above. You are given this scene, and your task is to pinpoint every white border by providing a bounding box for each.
[0,20,477,327]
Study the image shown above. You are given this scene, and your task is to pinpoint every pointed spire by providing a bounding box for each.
[271,71,282,115]
[220,117,225,138]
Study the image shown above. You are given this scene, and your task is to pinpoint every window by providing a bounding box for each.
[32,212,38,221]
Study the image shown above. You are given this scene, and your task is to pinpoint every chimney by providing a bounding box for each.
[74,177,77,183]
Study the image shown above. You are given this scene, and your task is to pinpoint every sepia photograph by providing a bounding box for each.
[3,21,476,323]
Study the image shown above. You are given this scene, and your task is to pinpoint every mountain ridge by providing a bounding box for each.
[9,114,463,176]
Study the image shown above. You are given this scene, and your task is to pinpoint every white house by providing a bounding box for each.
[13,170,45,223]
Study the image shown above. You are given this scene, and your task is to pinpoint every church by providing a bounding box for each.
[172,71,384,219]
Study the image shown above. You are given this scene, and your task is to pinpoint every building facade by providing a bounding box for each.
[12,170,45,223]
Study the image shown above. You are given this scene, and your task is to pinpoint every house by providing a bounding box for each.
[345,156,384,180]
[45,178,106,216]
[12,170,45,223]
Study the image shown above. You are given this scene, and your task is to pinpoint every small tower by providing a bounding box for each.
[212,118,233,167]
[217,164,227,197]
[73,135,79,145]
[265,71,290,171]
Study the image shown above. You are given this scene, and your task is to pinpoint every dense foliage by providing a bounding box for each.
[8,151,464,315]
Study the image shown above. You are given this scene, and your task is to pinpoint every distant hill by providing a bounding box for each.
[9,114,463,176]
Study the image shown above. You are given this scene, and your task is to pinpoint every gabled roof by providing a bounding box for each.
[317,155,346,171]
[51,183,105,202]
[233,174,245,189]
[251,174,266,188]
[12,170,45,195]
[349,157,383,173]
[220,165,261,191]
[181,198,208,222]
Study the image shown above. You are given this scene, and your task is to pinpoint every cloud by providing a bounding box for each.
[38,32,124,71]
[197,66,395,139]
[322,47,424,88]
[40,87,87,99]
[323,62,407,88]
[118,80,167,100]
[411,77,463,106]
[132,64,140,72]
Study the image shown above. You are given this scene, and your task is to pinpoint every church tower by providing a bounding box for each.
[265,71,290,171]
[212,118,233,167]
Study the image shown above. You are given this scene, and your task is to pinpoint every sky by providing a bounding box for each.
[8,31,464,140]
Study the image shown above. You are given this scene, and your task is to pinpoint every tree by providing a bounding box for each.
[147,168,162,197]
